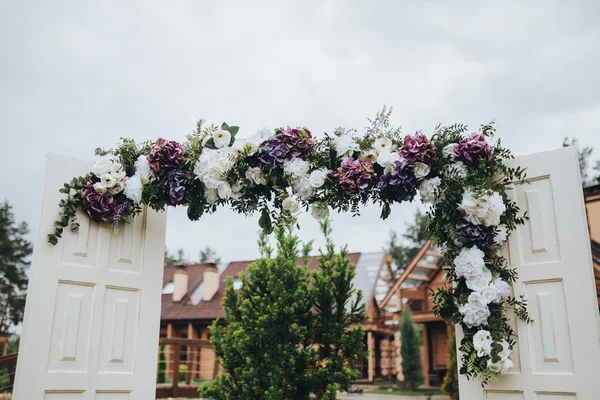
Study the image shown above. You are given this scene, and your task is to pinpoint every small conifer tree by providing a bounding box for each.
[156,344,166,384]
[442,323,459,400]
[400,307,423,390]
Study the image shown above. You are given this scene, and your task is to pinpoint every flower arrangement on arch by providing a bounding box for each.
[48,107,529,384]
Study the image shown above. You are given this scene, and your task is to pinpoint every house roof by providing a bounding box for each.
[160,252,382,323]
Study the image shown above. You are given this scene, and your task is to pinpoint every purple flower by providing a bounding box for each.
[157,170,185,206]
[399,133,437,165]
[332,158,376,194]
[453,133,493,164]
[376,162,420,203]
[457,219,492,248]
[81,183,118,222]
[258,136,290,168]
[257,126,313,169]
[112,199,132,232]
[147,138,185,173]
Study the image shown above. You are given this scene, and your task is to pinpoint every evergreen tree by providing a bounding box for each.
[200,221,365,400]
[442,323,459,400]
[0,201,31,335]
[400,307,423,391]
[157,344,166,384]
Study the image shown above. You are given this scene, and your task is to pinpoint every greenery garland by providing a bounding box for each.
[48,108,529,384]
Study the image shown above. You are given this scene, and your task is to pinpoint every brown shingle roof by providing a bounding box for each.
[160,253,361,322]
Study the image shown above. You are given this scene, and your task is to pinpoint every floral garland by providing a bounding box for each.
[48,108,529,384]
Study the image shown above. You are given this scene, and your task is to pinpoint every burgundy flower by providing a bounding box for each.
[453,133,493,164]
[278,126,314,158]
[81,183,118,223]
[377,162,420,203]
[147,138,185,173]
[399,133,437,165]
[332,158,376,194]
[457,219,492,248]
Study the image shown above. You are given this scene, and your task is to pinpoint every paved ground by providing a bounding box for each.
[338,394,448,400]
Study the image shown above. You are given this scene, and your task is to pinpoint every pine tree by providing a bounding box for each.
[400,307,423,391]
[0,201,31,335]
[442,323,459,400]
[200,221,365,400]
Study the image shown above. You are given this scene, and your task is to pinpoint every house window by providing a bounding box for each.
[162,282,175,294]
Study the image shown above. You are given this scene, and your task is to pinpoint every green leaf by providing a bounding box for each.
[204,138,217,150]
[228,126,239,136]
[47,234,58,245]
[221,122,230,131]
[258,209,273,234]
[380,203,391,220]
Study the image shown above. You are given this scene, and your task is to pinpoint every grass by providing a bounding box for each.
[365,387,442,396]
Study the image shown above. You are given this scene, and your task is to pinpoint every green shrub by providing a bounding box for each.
[400,307,423,391]
[179,364,188,382]
[442,323,459,400]
[157,344,166,384]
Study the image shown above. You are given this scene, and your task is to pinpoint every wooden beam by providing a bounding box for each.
[367,332,374,382]
[416,263,439,270]
[400,288,426,301]
[411,312,439,323]
[407,274,430,282]
[380,241,431,308]
[425,250,443,258]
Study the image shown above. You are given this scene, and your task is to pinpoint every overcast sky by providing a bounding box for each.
[2,0,599,263]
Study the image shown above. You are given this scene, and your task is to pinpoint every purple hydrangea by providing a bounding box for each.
[157,170,185,206]
[81,183,118,222]
[258,126,314,168]
[332,158,376,194]
[453,133,494,164]
[376,162,420,203]
[457,219,492,248]
[400,133,437,165]
[147,138,185,173]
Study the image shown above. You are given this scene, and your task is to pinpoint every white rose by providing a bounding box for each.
[308,168,329,188]
[217,181,232,199]
[231,182,244,200]
[310,203,330,220]
[245,167,267,186]
[458,190,506,227]
[501,358,514,374]
[497,340,511,361]
[244,141,259,156]
[487,359,502,373]
[480,285,499,304]
[374,137,392,153]
[454,246,486,279]
[283,158,310,179]
[493,224,508,245]
[490,279,511,302]
[335,134,358,157]
[213,129,232,149]
[282,197,301,214]
[93,182,107,194]
[293,177,317,200]
[91,158,113,177]
[360,150,378,162]
[108,180,125,195]
[473,330,493,357]
[414,162,431,179]
[205,188,219,205]
[124,174,143,203]
[134,155,151,183]
[443,143,458,159]
[100,173,117,188]
[376,149,401,169]
[465,268,492,292]
[419,177,442,204]
[110,163,127,180]
[467,292,488,309]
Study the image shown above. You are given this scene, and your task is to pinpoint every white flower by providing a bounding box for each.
[293,177,316,200]
[217,181,232,199]
[91,158,113,177]
[487,359,502,373]
[308,168,329,188]
[205,188,219,205]
[283,158,310,179]
[360,150,378,162]
[414,162,431,179]
[232,139,259,157]
[490,279,511,303]
[458,191,506,227]
[124,175,143,203]
[493,224,508,245]
[497,340,511,361]
[467,291,488,308]
[100,173,117,188]
[501,358,514,374]
[454,246,486,279]
[213,130,231,148]
[442,143,458,159]
[445,161,468,180]
[419,177,442,204]
[473,330,493,357]
[109,163,126,181]
[231,182,244,200]
[335,135,358,157]
[245,167,267,186]
[376,149,401,170]
[459,293,491,328]
[255,128,273,140]
[93,182,107,194]
[310,203,330,220]
[480,285,499,304]
[487,349,513,375]
[194,149,235,189]
[465,268,492,292]
[374,137,392,153]
[134,155,151,183]
[282,197,301,214]
[108,180,125,195]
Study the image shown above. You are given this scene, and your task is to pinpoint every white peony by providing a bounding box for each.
[93,182,107,194]
[124,175,143,203]
[465,268,492,292]
[458,191,506,227]
[490,279,511,303]
[310,202,330,220]
[91,158,113,177]
[442,143,458,159]
[100,173,117,188]
[454,246,486,279]
[459,293,491,328]
[493,224,509,245]
[445,161,468,180]
[205,188,219,205]
[282,197,301,214]
[414,162,431,179]
[335,134,358,158]
[213,129,232,149]
[360,150,378,162]
[376,149,401,170]
[134,155,151,183]
[245,167,267,186]
[217,181,232,200]
[480,285,500,304]
[419,177,442,204]
[473,330,493,357]
[373,137,392,153]
[194,149,235,189]
[283,158,310,179]
[308,168,329,188]
[293,177,317,200]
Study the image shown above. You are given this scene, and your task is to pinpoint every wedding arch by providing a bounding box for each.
[46,109,529,384]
